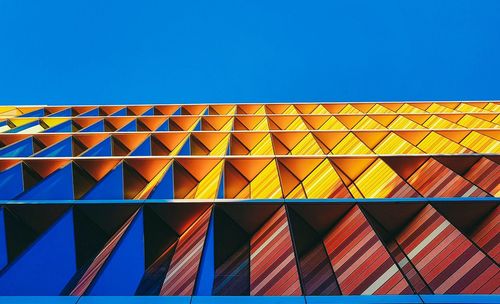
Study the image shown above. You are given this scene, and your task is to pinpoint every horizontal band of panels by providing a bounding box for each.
[0,202,497,296]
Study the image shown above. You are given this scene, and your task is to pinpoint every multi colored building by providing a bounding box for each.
[0,101,498,303]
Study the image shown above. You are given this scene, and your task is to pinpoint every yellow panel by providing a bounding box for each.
[291,133,324,155]
[396,104,428,114]
[311,104,330,115]
[210,134,231,156]
[286,184,307,199]
[287,116,308,130]
[494,115,500,125]
[455,103,488,113]
[457,115,497,129]
[388,116,426,129]
[417,132,468,154]
[374,133,423,154]
[339,104,363,114]
[484,103,500,112]
[170,136,190,155]
[251,160,282,198]
[220,118,234,131]
[460,131,500,153]
[282,105,298,115]
[354,159,408,198]
[9,118,38,127]
[352,116,386,130]
[367,104,395,114]
[254,106,267,115]
[331,133,373,155]
[250,134,274,155]
[426,103,455,113]
[422,115,462,129]
[302,159,343,198]
[253,117,269,130]
[42,117,69,128]
[318,116,348,130]
[195,161,224,199]
[348,184,363,198]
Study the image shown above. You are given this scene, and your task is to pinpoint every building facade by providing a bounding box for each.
[0,102,498,303]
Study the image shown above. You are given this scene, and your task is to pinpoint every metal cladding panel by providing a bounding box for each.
[470,206,499,263]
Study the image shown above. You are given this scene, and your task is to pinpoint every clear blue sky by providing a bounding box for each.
[0,0,499,105]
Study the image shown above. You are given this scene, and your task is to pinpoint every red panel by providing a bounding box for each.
[407,159,488,197]
[299,242,341,295]
[463,157,500,196]
[160,208,212,295]
[324,205,412,295]
[250,206,301,296]
[396,204,499,294]
[470,206,500,264]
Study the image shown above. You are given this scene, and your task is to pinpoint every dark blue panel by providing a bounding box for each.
[0,138,33,157]
[81,120,104,132]
[173,108,181,115]
[0,210,77,295]
[194,212,214,296]
[157,119,169,131]
[0,164,24,199]
[49,109,72,117]
[217,172,224,199]
[130,137,151,156]
[193,120,202,131]
[80,109,99,117]
[19,109,44,117]
[143,108,154,116]
[0,208,7,270]
[192,296,306,304]
[79,296,190,304]
[44,120,72,133]
[306,295,423,303]
[149,165,173,199]
[36,137,72,157]
[178,138,190,155]
[111,108,127,116]
[18,164,74,200]
[83,163,123,200]
[120,120,137,132]
[88,210,145,296]
[82,137,112,157]
[421,295,500,304]
[0,296,79,304]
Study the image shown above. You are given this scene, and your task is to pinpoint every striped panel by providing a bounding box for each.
[70,211,139,296]
[250,206,301,296]
[324,206,413,295]
[395,204,499,294]
[299,242,341,295]
[470,206,500,264]
[407,159,488,197]
[463,157,500,196]
[214,246,249,295]
[160,208,212,295]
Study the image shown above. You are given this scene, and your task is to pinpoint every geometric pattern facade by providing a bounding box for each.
[0,102,499,302]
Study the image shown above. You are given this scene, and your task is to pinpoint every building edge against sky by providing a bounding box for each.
[0,101,498,303]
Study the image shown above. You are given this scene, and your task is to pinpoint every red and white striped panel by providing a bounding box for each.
[250,206,301,296]
[396,204,499,294]
[407,159,488,197]
[160,208,212,295]
[470,206,500,264]
[463,157,500,196]
[324,205,413,295]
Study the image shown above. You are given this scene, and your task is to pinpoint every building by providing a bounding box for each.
[0,101,498,303]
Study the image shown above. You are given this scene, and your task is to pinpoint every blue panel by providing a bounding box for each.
[82,137,112,157]
[192,296,306,304]
[0,210,77,295]
[83,163,123,200]
[80,108,99,116]
[157,119,169,131]
[421,295,500,304]
[36,138,72,157]
[88,210,145,296]
[49,109,72,117]
[81,120,104,132]
[0,138,33,157]
[0,164,24,199]
[18,164,74,200]
[143,108,154,116]
[0,296,79,304]
[20,109,44,117]
[306,295,423,304]
[217,172,224,199]
[194,212,215,296]
[7,121,39,133]
[44,120,72,133]
[0,208,7,270]
[178,138,190,155]
[130,137,151,156]
[111,108,127,116]
[173,108,181,115]
[79,296,190,304]
[193,120,202,131]
[149,165,173,199]
[120,120,137,132]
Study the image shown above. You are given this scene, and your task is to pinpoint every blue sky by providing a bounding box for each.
[0,0,499,105]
